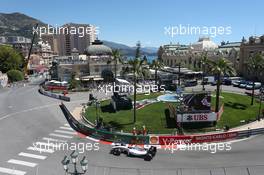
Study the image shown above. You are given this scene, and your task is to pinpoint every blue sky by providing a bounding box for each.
[1,0,263,47]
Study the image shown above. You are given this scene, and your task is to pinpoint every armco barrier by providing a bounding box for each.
[60,102,264,145]
[237,128,264,138]
[59,103,149,144]
[39,87,70,102]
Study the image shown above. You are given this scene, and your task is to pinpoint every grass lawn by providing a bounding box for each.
[214,92,261,128]
[84,92,263,134]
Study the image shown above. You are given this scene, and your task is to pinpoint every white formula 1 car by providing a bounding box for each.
[110,143,157,161]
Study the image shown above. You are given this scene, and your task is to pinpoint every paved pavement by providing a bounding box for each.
[185,84,255,95]
[1,84,264,174]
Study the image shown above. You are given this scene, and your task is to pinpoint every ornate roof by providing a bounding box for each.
[86,39,112,56]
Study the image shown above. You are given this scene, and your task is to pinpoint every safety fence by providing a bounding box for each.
[39,86,70,101]
[60,102,264,145]
[60,103,148,144]
[81,164,264,175]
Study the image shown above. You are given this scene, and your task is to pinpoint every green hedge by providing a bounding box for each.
[7,69,24,82]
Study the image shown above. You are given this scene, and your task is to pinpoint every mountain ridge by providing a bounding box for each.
[0,12,157,56]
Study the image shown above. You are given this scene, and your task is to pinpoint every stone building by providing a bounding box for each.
[161,37,240,73]
[239,35,264,82]
[52,39,122,82]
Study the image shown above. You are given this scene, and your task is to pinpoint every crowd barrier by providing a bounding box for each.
[60,102,264,145]
[39,87,70,102]
[60,103,149,144]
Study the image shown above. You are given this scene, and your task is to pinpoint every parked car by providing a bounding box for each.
[211,81,217,86]
[245,82,262,90]
[232,80,241,87]
[222,78,232,85]
[238,80,249,88]
[232,79,245,87]
[184,80,198,87]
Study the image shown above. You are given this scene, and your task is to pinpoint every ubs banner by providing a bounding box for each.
[176,112,217,123]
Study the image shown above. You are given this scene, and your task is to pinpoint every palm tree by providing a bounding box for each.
[123,42,149,123]
[111,49,123,80]
[247,53,264,105]
[207,58,235,112]
[200,52,209,91]
[151,59,164,85]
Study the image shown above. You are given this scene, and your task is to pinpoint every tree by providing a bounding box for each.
[200,52,209,91]
[207,58,235,112]
[111,49,123,80]
[124,41,150,123]
[157,46,164,61]
[151,58,164,85]
[68,73,80,90]
[0,45,24,73]
[101,69,114,83]
[7,69,24,82]
[247,53,264,105]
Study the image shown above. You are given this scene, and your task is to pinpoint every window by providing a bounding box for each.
[94,65,99,72]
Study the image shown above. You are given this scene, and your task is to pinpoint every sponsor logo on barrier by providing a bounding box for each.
[159,136,193,145]
[158,132,238,145]
[149,136,159,145]
[192,132,238,143]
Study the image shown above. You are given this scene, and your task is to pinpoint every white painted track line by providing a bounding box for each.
[35,142,60,148]
[8,159,37,167]
[18,152,47,160]
[59,126,74,131]
[42,137,67,143]
[86,136,99,142]
[54,130,76,135]
[49,133,73,139]
[0,167,26,175]
[27,146,54,153]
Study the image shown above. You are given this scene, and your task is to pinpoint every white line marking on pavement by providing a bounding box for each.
[18,152,47,160]
[42,137,67,143]
[7,159,37,167]
[54,130,76,135]
[86,136,99,142]
[49,133,73,139]
[34,142,60,149]
[27,146,54,153]
[0,167,26,175]
[0,99,87,121]
[59,126,74,131]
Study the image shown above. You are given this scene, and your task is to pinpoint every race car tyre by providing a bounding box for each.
[113,148,121,156]
[148,146,157,156]
[144,153,153,161]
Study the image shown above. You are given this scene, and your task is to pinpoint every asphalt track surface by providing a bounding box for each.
[0,84,264,175]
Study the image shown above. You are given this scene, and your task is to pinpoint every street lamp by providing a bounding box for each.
[177,63,181,87]
[61,151,88,175]
[258,87,264,120]
[95,101,101,124]
[202,62,205,91]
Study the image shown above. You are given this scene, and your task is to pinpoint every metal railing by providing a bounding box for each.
[80,164,264,175]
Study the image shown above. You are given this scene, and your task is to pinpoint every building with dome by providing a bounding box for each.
[191,37,218,51]
[52,39,122,83]
[161,37,240,72]
[85,39,116,78]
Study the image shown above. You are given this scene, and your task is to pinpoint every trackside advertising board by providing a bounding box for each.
[152,132,238,145]
[176,112,217,123]
[191,132,238,143]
